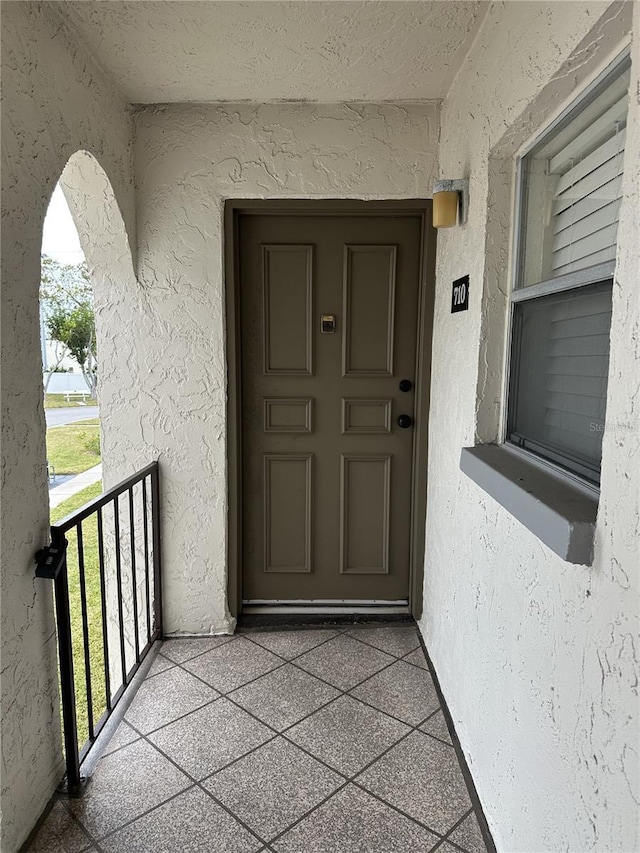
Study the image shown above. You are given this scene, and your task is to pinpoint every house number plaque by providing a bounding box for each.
[451,275,469,313]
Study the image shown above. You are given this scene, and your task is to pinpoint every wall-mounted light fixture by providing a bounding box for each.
[432,179,469,228]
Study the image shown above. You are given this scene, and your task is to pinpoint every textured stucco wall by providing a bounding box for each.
[421,2,639,851]
[133,102,439,636]
[0,5,135,850]
[4,2,637,852]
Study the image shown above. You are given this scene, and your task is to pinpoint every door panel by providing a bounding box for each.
[262,245,313,375]
[263,454,313,574]
[342,245,396,376]
[240,213,422,602]
[340,454,391,575]
[341,399,392,434]
[264,398,314,433]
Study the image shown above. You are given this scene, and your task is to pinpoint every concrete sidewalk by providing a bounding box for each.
[49,464,103,511]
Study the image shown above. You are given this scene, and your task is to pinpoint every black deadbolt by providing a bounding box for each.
[399,379,413,392]
[397,414,413,429]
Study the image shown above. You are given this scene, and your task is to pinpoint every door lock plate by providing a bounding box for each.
[321,314,336,334]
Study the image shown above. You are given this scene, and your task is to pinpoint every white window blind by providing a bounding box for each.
[544,285,611,454]
[519,62,630,289]
[549,111,626,277]
[509,282,612,480]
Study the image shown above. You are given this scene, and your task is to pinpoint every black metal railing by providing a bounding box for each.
[36,462,163,792]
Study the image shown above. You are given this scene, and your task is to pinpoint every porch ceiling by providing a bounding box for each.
[53,1,488,104]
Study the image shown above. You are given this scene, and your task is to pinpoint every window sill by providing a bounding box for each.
[460,444,598,565]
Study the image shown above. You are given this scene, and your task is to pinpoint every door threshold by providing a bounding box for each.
[237,611,414,631]
[242,600,410,615]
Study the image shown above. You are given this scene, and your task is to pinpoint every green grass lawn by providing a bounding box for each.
[45,394,98,409]
[47,420,101,476]
[51,482,106,751]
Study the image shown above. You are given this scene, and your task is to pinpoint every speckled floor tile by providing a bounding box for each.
[420,710,454,746]
[68,740,190,838]
[229,664,339,731]
[203,737,342,841]
[26,802,92,853]
[286,695,410,776]
[346,625,420,657]
[246,629,339,660]
[125,666,218,734]
[148,697,273,779]
[356,730,472,835]
[144,653,175,678]
[160,635,233,664]
[350,659,440,725]
[183,636,282,693]
[272,784,440,853]
[294,634,393,691]
[403,647,430,670]
[49,626,491,853]
[100,720,140,757]
[100,786,262,853]
[449,812,488,852]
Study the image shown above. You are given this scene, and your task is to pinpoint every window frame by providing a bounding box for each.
[503,50,630,490]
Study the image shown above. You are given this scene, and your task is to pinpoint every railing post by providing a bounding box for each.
[151,463,163,638]
[51,530,82,792]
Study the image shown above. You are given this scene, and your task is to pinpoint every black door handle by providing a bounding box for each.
[397,415,413,429]
[399,379,413,392]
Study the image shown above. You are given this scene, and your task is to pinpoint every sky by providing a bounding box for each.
[41,184,85,264]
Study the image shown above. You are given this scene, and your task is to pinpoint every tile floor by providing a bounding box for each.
[28,623,491,853]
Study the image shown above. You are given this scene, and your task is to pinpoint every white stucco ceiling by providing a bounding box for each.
[53,1,489,103]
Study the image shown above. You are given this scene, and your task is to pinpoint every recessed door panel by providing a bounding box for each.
[264,454,313,573]
[340,455,391,574]
[263,245,313,375]
[342,245,396,376]
[240,213,423,603]
[264,398,314,433]
[342,399,392,434]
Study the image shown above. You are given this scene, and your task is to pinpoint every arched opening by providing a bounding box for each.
[39,151,142,757]
[41,150,138,497]
[42,183,101,504]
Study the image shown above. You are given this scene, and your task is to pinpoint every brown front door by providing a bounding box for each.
[239,211,423,602]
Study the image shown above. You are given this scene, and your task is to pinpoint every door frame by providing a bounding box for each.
[224,199,436,619]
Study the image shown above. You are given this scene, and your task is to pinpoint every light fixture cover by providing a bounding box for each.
[433,191,459,228]
[432,178,469,227]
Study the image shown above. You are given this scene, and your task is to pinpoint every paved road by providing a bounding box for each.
[46,406,100,428]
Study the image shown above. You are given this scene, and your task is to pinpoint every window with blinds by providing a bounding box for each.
[507,54,629,485]
[508,281,612,483]
[519,59,630,289]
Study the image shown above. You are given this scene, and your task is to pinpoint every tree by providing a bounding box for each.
[40,255,98,398]
[42,329,70,394]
